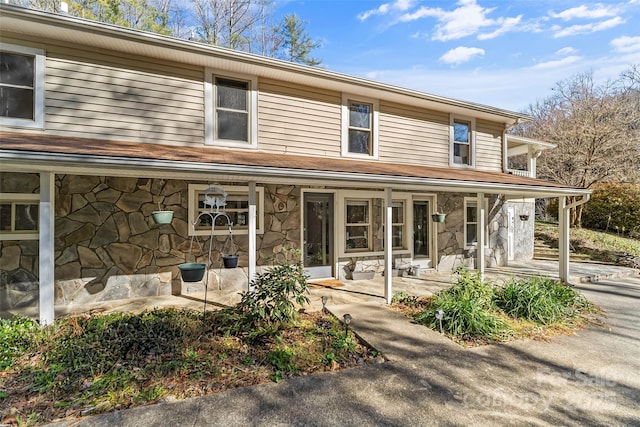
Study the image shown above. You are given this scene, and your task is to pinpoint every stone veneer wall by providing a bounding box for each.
[435,192,511,270]
[0,173,301,313]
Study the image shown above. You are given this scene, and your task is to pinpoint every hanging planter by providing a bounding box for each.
[178,263,206,282]
[222,254,239,269]
[519,214,530,221]
[151,202,173,224]
[152,210,173,224]
[431,213,446,223]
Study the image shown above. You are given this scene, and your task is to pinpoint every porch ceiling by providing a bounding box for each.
[0,132,589,198]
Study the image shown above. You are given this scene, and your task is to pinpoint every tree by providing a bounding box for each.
[514,68,640,227]
[193,0,262,51]
[276,13,321,66]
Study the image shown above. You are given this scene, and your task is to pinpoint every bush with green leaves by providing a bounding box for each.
[413,269,510,340]
[582,182,640,237]
[494,276,594,325]
[234,258,309,329]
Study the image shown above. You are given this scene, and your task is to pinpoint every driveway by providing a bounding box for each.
[50,273,640,427]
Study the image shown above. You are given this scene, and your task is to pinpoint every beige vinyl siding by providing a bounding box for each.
[378,101,450,167]
[0,32,205,146]
[258,79,341,156]
[475,119,503,172]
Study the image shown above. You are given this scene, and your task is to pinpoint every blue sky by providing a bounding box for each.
[274,0,640,112]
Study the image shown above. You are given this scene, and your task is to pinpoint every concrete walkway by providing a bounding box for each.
[45,262,639,426]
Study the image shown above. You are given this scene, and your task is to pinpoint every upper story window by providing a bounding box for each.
[0,193,39,241]
[205,69,257,148]
[450,116,475,167]
[342,94,378,159]
[0,44,44,129]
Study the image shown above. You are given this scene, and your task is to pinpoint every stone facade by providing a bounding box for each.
[1,174,303,313]
[1,172,534,314]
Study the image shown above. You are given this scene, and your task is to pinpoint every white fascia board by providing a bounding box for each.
[0,150,591,198]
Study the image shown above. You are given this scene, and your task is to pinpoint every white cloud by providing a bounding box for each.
[439,46,485,64]
[556,47,578,55]
[552,17,625,37]
[358,0,415,21]
[531,55,582,70]
[478,15,522,40]
[549,4,620,21]
[610,36,640,53]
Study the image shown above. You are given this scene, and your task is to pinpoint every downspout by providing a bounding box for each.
[502,120,521,173]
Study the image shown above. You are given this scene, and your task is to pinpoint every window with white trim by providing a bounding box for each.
[390,201,405,249]
[341,94,378,158]
[0,44,44,128]
[345,199,371,252]
[188,184,263,236]
[0,193,39,240]
[464,198,489,249]
[205,70,257,148]
[450,116,475,167]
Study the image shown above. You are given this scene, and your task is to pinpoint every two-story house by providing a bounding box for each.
[0,5,589,323]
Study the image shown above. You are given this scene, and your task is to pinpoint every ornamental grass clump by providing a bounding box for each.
[494,276,594,325]
[413,269,510,341]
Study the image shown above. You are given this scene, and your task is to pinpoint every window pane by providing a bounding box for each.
[346,225,368,250]
[0,204,11,231]
[217,110,248,141]
[466,224,477,246]
[216,78,247,110]
[15,204,38,231]
[454,143,469,164]
[454,121,469,143]
[348,130,370,154]
[0,87,34,119]
[347,202,368,223]
[466,205,477,222]
[392,203,403,223]
[0,53,34,87]
[349,102,370,129]
[392,225,403,248]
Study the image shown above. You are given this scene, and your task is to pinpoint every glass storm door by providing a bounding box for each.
[304,193,334,279]
[413,201,430,258]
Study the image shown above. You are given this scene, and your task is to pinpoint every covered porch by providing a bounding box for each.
[0,133,590,324]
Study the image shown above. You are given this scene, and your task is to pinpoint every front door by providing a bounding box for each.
[413,201,430,259]
[303,193,334,279]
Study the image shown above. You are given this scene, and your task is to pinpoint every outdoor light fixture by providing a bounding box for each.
[435,309,445,334]
[343,313,352,335]
[321,296,328,314]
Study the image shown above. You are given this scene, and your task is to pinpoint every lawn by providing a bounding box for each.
[0,260,379,426]
[536,221,640,267]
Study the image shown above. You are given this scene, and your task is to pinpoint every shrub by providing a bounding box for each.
[494,276,593,325]
[231,254,310,338]
[582,183,640,237]
[413,269,510,340]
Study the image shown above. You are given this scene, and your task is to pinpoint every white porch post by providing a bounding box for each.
[476,192,485,279]
[248,181,257,290]
[559,196,570,283]
[384,188,393,304]
[39,172,55,326]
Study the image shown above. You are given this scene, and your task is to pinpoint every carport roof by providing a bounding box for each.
[0,132,589,197]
